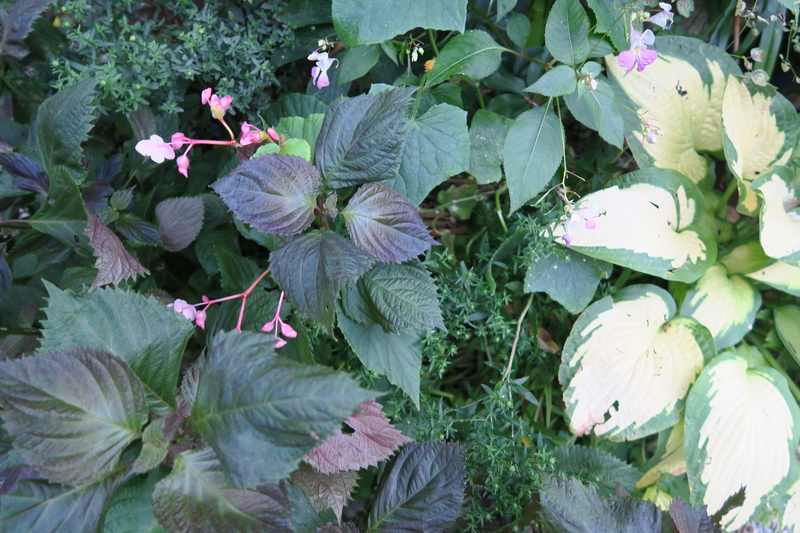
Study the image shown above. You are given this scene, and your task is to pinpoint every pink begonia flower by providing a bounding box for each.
[646,3,674,29]
[169,299,197,321]
[267,127,280,141]
[240,121,266,146]
[194,309,207,329]
[201,87,233,120]
[171,132,191,150]
[262,292,297,348]
[135,135,176,164]
[617,30,658,74]
[645,131,659,144]
[176,154,190,178]
[562,202,600,246]
[308,51,338,89]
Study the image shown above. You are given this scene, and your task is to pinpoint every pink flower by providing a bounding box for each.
[171,132,191,150]
[617,30,658,74]
[646,3,674,30]
[135,135,176,164]
[201,87,233,120]
[169,299,197,321]
[240,121,266,146]
[562,202,600,246]
[194,309,207,329]
[262,292,297,348]
[176,154,190,178]
[308,51,338,89]
[267,128,280,141]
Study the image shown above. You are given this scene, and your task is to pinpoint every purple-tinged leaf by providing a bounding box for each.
[155,196,204,252]
[669,497,715,533]
[115,214,162,246]
[0,152,47,194]
[82,179,114,214]
[291,463,358,522]
[0,249,10,293]
[316,522,362,533]
[212,154,321,236]
[95,153,124,182]
[306,399,412,474]
[84,211,149,291]
[342,183,436,263]
[0,0,53,58]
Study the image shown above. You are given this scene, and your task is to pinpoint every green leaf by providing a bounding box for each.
[155,197,204,252]
[775,305,800,366]
[753,167,800,266]
[34,78,97,183]
[426,30,504,86]
[103,469,168,533]
[561,284,715,440]
[526,64,578,97]
[0,347,148,484]
[131,419,170,475]
[469,109,512,184]
[316,88,414,188]
[504,102,564,213]
[369,442,466,532]
[281,138,312,161]
[684,351,800,530]
[279,93,329,118]
[386,102,469,206]
[277,113,325,162]
[30,166,89,249]
[336,45,381,84]
[332,0,466,46]
[544,0,592,65]
[496,0,518,21]
[337,309,422,407]
[270,230,375,329]
[212,154,322,236]
[586,0,642,50]
[745,260,800,297]
[552,446,642,497]
[342,182,436,263]
[194,227,240,276]
[0,0,53,58]
[191,332,374,488]
[291,463,358,522]
[564,78,624,148]
[506,12,531,49]
[215,248,262,293]
[38,283,195,412]
[85,211,149,291]
[524,248,612,314]
[152,446,293,532]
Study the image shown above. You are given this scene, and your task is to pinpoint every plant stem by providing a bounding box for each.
[716,178,738,218]
[502,293,534,383]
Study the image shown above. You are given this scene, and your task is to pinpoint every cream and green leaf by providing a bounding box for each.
[685,351,800,531]
[775,305,800,366]
[560,284,714,440]
[744,260,800,297]
[606,37,740,183]
[551,168,717,283]
[679,263,761,350]
[636,420,686,489]
[722,77,797,215]
[719,241,772,275]
[753,167,800,266]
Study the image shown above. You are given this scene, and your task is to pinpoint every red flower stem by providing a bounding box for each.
[172,139,237,147]
[235,268,272,332]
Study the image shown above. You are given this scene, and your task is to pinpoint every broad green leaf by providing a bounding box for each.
[291,464,358,523]
[426,30,504,86]
[553,445,641,496]
[30,166,89,249]
[131,419,170,475]
[564,78,624,148]
[753,167,800,266]
[719,241,771,275]
[551,168,717,283]
[335,45,381,84]
[722,76,796,215]
[155,197,204,252]
[332,0,466,46]
[744,260,800,297]
[680,263,762,349]
[369,442,466,532]
[84,211,149,291]
[103,469,168,533]
[506,12,530,49]
[152,446,293,532]
[281,138,312,161]
[277,113,325,162]
[191,332,374,488]
[527,64,578,97]
[586,0,643,50]
[496,0,518,20]
[544,0,592,65]
[0,474,123,532]
[194,227,240,276]
[337,309,423,407]
[775,305,800,365]
[606,37,740,184]
[0,347,148,484]
[386,103,469,206]
[504,102,564,212]
[636,421,686,489]
[270,230,374,329]
[469,109,512,184]
[316,88,414,187]
[286,482,336,533]
[34,78,97,184]
[39,283,195,412]
[560,284,714,440]
[524,248,612,314]
[212,154,321,236]
[684,351,800,530]
[341,182,436,263]
[279,93,329,118]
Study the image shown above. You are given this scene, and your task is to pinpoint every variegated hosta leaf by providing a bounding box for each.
[560,284,715,440]
[680,263,762,349]
[784,478,800,532]
[753,167,800,267]
[685,351,800,530]
[605,37,740,183]
[722,77,797,215]
[551,168,717,283]
[719,241,771,275]
[744,260,800,297]
[636,421,686,489]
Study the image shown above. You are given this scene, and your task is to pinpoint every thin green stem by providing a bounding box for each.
[428,29,439,55]
[717,178,739,218]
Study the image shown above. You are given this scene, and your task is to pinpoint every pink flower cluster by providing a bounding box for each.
[616,2,674,74]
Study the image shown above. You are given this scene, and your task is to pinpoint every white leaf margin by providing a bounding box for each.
[753,167,800,267]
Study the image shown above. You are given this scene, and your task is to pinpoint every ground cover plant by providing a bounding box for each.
[1,0,800,531]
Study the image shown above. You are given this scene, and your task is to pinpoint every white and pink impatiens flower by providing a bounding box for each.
[562,202,601,246]
[308,50,339,89]
[646,2,674,29]
[135,135,175,164]
[617,29,658,74]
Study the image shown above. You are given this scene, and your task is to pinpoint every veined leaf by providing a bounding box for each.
[527,64,578,97]
[103,469,168,533]
[426,30,504,86]
[551,168,717,283]
[636,421,686,489]
[156,197,204,252]
[152,446,293,533]
[335,45,381,84]
[30,166,89,250]
[191,332,374,488]
[744,260,800,297]
[775,305,800,366]
[212,154,321,236]
[276,114,325,162]
[524,248,612,314]
[544,0,592,65]
[680,263,762,349]
[38,283,195,412]
[586,0,644,50]
[560,284,715,440]
[684,351,800,530]
[553,445,641,496]
[722,76,796,215]
[291,464,358,523]
[342,182,436,263]
[270,230,374,329]
[0,347,148,484]
[719,241,771,275]
[369,442,466,532]
[85,211,149,290]
[469,109,512,184]
[564,77,624,148]
[1,0,53,58]
[753,167,800,266]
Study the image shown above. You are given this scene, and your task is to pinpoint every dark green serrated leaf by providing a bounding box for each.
[212,154,321,236]
[469,109,512,185]
[30,167,89,249]
[316,88,414,188]
[553,445,641,497]
[280,93,329,118]
[545,0,592,65]
[194,227,240,276]
[586,0,643,50]
[155,197,204,252]
[426,30,504,86]
[336,45,381,84]
[215,248,262,293]
[369,442,467,532]
[386,103,469,206]
[0,347,148,484]
[103,469,168,533]
[669,497,716,533]
[152,446,293,533]
[1,0,53,58]
[131,419,170,475]
[524,249,612,314]
[277,114,325,162]
[527,64,578,97]
[270,230,374,329]
[191,332,374,488]
[342,182,436,263]
[38,283,194,412]
[115,214,163,247]
[564,79,624,148]
[0,248,11,293]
